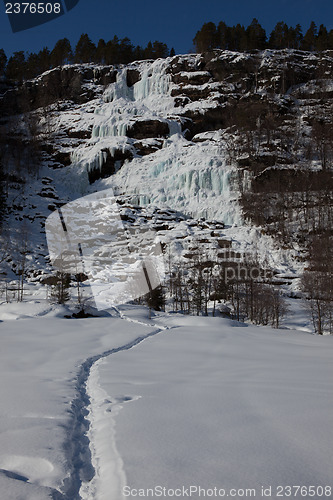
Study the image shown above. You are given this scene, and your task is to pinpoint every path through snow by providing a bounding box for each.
[80,314,333,500]
[0,306,332,500]
[79,307,170,500]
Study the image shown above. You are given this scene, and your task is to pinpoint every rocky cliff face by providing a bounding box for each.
[1,49,333,281]
[0,65,117,115]
[2,48,333,126]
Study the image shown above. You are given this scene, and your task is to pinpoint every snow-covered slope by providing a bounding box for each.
[0,306,332,500]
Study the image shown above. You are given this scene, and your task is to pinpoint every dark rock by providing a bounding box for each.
[40,276,59,286]
[72,308,97,318]
[217,239,232,248]
[237,154,278,171]
[40,143,54,154]
[182,107,228,136]
[153,224,170,231]
[38,189,58,199]
[127,69,141,87]
[134,140,163,156]
[171,85,214,101]
[127,120,169,139]
[41,177,52,184]
[52,151,71,167]
[174,96,191,107]
[93,67,117,86]
[120,214,136,223]
[203,51,256,83]
[0,65,116,115]
[172,71,211,85]
[88,148,133,183]
[169,55,205,74]
[67,129,91,139]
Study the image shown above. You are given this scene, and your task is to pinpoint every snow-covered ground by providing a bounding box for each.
[0,302,159,499]
[0,303,332,500]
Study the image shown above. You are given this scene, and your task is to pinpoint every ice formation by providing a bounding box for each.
[108,135,242,225]
[70,58,242,225]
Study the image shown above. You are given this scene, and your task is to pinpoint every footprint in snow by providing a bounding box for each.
[103,395,141,411]
[0,455,54,484]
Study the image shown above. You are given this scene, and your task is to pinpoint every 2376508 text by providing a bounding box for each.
[5,3,61,14]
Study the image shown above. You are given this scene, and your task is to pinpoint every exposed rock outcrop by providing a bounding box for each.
[127,120,170,139]
[0,65,117,115]
[88,148,133,183]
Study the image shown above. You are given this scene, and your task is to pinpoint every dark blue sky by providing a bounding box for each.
[1,0,333,57]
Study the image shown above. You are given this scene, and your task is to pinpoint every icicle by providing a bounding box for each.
[103,68,134,103]
[92,120,128,138]
[167,120,182,137]
[133,60,171,100]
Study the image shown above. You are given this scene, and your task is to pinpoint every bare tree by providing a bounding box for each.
[301,235,333,335]
[312,120,333,171]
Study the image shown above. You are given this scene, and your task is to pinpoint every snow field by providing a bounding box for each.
[0,303,332,500]
[0,305,156,499]
[83,313,333,500]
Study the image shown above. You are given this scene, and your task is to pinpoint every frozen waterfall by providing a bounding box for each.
[69,58,242,225]
[91,59,176,140]
[109,136,243,226]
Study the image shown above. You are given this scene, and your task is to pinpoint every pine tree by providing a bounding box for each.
[119,37,134,64]
[51,271,71,304]
[302,21,317,51]
[329,30,333,50]
[193,22,217,52]
[0,49,7,77]
[95,39,106,64]
[295,24,303,49]
[133,45,144,61]
[145,285,165,312]
[37,47,51,74]
[246,18,267,50]
[144,41,154,59]
[152,41,169,59]
[316,25,329,51]
[229,24,247,51]
[105,36,120,64]
[25,52,40,79]
[6,51,26,82]
[75,34,96,63]
[24,47,50,79]
[216,21,229,49]
[0,160,6,230]
[50,38,72,67]
[269,22,289,49]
